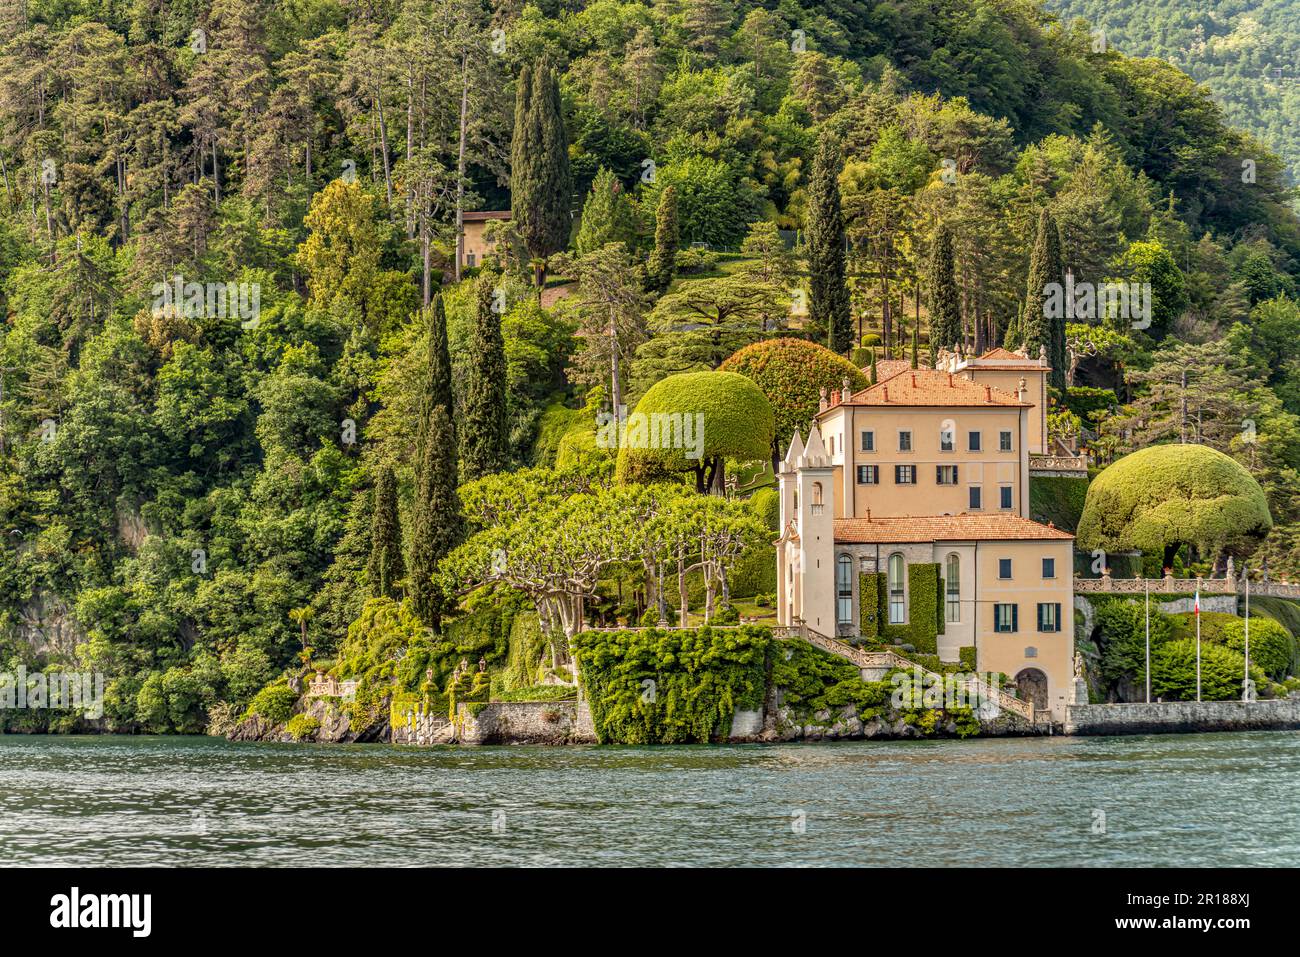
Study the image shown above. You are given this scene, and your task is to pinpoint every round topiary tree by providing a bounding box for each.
[1077,444,1272,569]
[615,371,774,493]
[719,337,868,470]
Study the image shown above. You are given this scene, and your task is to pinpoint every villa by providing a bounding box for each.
[776,348,1077,721]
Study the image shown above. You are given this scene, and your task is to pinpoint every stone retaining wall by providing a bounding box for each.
[1065,699,1300,735]
[455,700,596,745]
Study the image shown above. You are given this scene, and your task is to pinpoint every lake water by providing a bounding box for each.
[2,733,1296,866]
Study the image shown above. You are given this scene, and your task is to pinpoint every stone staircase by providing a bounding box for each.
[773,623,1036,722]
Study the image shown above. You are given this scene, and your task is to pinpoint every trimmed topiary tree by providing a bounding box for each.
[1077,444,1272,568]
[719,337,868,470]
[615,370,774,493]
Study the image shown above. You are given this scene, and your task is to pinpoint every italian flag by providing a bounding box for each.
[1194,589,1200,617]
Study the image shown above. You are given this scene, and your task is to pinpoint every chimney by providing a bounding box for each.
[819,386,828,412]
[947,372,954,387]
[911,373,917,387]
[882,385,889,402]
[984,385,992,401]
[866,507,871,521]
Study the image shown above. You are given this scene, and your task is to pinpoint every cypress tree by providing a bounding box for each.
[868,347,877,385]
[461,271,509,481]
[511,60,572,285]
[646,185,679,295]
[1004,302,1023,351]
[910,318,920,369]
[806,132,852,354]
[1023,208,1065,387]
[366,462,404,599]
[410,297,462,631]
[927,223,960,351]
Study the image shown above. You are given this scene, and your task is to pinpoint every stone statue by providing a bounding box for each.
[1073,652,1085,682]
[478,656,487,673]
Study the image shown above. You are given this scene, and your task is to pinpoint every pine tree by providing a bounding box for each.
[409,297,462,632]
[1023,208,1065,387]
[576,166,637,254]
[927,223,961,351]
[646,185,679,295]
[806,132,852,354]
[511,60,572,285]
[366,462,404,599]
[461,271,509,480]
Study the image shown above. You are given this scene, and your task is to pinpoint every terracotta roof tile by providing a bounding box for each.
[832,368,1029,408]
[865,359,912,383]
[979,347,1025,360]
[834,513,1073,543]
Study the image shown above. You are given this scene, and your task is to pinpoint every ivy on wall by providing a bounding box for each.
[573,625,771,744]
[859,572,882,639]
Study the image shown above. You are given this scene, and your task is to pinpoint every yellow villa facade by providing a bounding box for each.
[775,351,1077,721]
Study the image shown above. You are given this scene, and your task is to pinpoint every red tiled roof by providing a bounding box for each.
[828,368,1029,409]
[865,359,912,383]
[979,347,1025,360]
[834,513,1073,543]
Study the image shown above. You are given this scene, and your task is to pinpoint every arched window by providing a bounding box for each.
[836,555,853,624]
[888,553,906,624]
[945,553,961,622]
[812,482,823,505]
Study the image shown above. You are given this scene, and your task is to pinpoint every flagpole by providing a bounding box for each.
[1144,578,1150,704]
[1244,570,1251,701]
[1195,584,1202,703]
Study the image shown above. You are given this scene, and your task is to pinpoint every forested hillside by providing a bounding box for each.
[2,0,1299,731]
[1046,0,1300,188]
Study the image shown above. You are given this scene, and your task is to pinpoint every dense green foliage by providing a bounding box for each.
[615,370,774,490]
[5,0,1300,734]
[573,625,771,744]
[718,337,867,463]
[1030,475,1090,532]
[1078,444,1272,565]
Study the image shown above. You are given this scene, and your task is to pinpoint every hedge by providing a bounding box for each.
[1077,444,1271,558]
[859,572,882,639]
[572,625,772,744]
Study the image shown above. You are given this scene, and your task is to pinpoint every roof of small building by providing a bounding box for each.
[828,368,1029,409]
[463,210,512,221]
[833,513,1073,543]
[866,358,912,383]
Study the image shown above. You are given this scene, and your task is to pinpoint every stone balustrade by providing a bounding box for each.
[1075,574,1300,600]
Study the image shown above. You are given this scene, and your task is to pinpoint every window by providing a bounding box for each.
[994,603,1018,633]
[829,435,835,455]
[968,431,982,452]
[811,482,823,513]
[936,465,958,485]
[888,554,906,624]
[945,553,961,623]
[466,252,476,267]
[1000,486,1013,510]
[857,465,879,485]
[1042,558,1056,579]
[836,555,854,625]
[898,430,912,452]
[998,558,1012,579]
[895,465,915,484]
[1038,602,1061,633]
[861,431,875,452]
[1000,430,1013,452]
[940,426,954,452]
[969,486,982,510]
